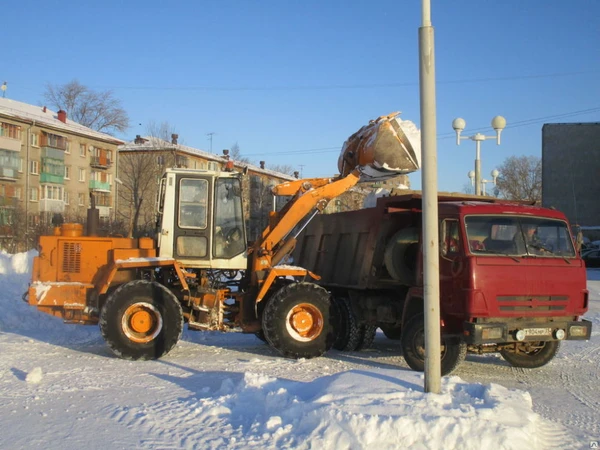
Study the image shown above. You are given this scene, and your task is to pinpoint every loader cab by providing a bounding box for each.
[156,168,247,269]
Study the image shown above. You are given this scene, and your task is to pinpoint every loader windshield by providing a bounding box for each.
[213,177,246,258]
[465,216,576,258]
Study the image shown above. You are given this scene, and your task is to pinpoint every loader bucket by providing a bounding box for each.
[338,112,420,182]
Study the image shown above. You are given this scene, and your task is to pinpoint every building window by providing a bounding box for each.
[64,191,70,205]
[78,168,86,182]
[0,122,21,139]
[29,187,39,202]
[19,158,24,173]
[41,185,63,200]
[30,133,39,147]
[208,162,218,171]
[30,160,39,175]
[157,155,165,165]
[80,144,86,157]
[78,193,86,206]
[64,165,71,179]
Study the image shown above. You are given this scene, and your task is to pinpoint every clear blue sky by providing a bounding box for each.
[3,0,599,191]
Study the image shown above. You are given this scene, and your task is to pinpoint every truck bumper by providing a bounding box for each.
[463,319,592,345]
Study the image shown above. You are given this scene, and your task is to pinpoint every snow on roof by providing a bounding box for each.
[0,97,124,145]
[120,136,296,181]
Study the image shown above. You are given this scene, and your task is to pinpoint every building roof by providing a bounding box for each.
[0,97,124,145]
[119,136,296,181]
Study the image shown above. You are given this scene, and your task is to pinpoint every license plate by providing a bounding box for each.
[524,328,551,336]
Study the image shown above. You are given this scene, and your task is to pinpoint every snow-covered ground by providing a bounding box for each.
[1,251,599,449]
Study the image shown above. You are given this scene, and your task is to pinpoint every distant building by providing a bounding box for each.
[542,122,600,227]
[118,136,296,240]
[0,98,123,250]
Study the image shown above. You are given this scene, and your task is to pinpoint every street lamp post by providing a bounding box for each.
[453,116,506,196]
[469,169,499,196]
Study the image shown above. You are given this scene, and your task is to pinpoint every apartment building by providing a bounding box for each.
[0,98,123,241]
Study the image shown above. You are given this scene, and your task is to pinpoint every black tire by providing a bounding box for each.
[332,297,361,351]
[380,324,403,340]
[355,324,377,350]
[500,341,560,368]
[262,282,334,359]
[255,329,268,343]
[99,280,183,360]
[401,314,467,376]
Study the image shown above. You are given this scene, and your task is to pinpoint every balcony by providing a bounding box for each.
[0,167,21,181]
[89,180,111,192]
[40,173,64,184]
[40,133,68,151]
[41,147,65,160]
[0,135,22,152]
[40,199,65,214]
[90,156,112,169]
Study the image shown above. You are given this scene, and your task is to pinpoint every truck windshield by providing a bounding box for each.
[213,177,246,258]
[464,216,576,258]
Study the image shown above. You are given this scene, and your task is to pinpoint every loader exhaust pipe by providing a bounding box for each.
[86,193,100,236]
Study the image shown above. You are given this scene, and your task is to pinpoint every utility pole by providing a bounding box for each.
[206,132,215,153]
[299,164,305,178]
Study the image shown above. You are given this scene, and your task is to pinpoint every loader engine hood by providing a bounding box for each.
[338,112,420,182]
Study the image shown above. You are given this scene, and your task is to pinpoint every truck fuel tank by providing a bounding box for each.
[338,112,420,182]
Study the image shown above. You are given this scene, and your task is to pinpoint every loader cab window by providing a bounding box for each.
[213,177,246,258]
[178,178,208,229]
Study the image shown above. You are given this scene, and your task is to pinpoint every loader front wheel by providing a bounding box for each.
[100,280,183,360]
[262,282,334,359]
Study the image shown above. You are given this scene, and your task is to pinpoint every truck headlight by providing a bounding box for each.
[569,325,588,337]
[515,330,526,341]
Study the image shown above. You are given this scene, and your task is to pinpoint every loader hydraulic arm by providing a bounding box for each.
[250,168,361,273]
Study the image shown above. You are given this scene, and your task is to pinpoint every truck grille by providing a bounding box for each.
[62,242,82,273]
[497,295,567,312]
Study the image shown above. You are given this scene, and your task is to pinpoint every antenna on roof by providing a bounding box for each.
[1,82,6,98]
[206,132,215,153]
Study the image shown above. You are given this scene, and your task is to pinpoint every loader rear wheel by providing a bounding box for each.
[401,314,466,376]
[100,280,183,360]
[262,282,334,359]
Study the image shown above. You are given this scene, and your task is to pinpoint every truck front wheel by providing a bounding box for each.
[401,314,467,375]
[262,282,334,359]
[100,280,183,360]
[500,341,560,368]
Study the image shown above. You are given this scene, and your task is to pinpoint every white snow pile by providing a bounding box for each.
[0,250,97,342]
[115,370,542,450]
[0,251,560,449]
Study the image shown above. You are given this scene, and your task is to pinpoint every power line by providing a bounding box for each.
[242,107,600,157]
[10,70,598,93]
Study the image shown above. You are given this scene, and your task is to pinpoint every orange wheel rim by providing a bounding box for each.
[286,303,324,342]
[122,302,163,343]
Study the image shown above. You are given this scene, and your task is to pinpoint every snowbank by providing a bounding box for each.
[113,370,543,449]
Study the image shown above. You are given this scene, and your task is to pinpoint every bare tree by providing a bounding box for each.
[495,155,542,203]
[43,80,129,135]
[230,142,251,164]
[117,122,179,237]
[268,164,296,176]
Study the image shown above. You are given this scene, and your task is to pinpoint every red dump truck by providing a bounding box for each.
[293,192,592,374]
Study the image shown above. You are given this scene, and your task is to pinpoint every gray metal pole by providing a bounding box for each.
[475,139,481,196]
[419,0,441,394]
